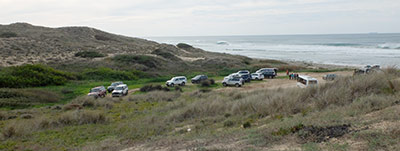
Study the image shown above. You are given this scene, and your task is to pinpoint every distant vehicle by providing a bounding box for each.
[256,68,278,78]
[107,81,123,93]
[222,77,244,87]
[88,86,107,98]
[354,64,381,75]
[251,73,264,80]
[166,76,187,87]
[297,75,318,88]
[237,70,252,82]
[112,84,128,97]
[322,74,337,81]
[191,75,208,84]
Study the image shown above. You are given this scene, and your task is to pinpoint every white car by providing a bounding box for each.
[251,73,264,80]
[166,76,187,87]
[222,77,244,87]
[112,84,128,97]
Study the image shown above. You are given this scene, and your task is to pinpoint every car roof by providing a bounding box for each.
[298,75,318,81]
[173,76,186,78]
[116,84,127,87]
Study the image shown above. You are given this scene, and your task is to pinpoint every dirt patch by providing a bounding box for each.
[298,124,351,143]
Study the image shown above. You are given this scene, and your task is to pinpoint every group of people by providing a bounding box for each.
[286,70,299,80]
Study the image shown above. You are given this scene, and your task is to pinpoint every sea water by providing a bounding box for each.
[148,33,400,67]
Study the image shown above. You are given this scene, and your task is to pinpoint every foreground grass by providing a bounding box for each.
[1,69,399,150]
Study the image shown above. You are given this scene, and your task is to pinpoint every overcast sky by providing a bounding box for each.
[1,0,400,37]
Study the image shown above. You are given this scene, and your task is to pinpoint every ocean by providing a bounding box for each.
[147,33,400,67]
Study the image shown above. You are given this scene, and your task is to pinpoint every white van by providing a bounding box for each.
[297,75,318,88]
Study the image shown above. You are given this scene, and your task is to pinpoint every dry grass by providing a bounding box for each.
[128,91,181,102]
[58,110,107,125]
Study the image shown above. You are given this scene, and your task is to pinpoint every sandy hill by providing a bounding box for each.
[0,23,252,71]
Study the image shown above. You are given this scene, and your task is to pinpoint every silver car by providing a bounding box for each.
[222,77,244,87]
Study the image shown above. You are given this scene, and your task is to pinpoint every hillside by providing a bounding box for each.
[0,23,273,75]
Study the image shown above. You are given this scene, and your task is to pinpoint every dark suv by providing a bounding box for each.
[237,70,252,83]
[191,75,208,84]
[256,68,277,79]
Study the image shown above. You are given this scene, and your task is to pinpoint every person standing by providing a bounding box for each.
[286,70,289,76]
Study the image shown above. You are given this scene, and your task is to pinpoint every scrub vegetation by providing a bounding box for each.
[0,68,398,150]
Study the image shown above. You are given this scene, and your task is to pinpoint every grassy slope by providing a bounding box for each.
[0,69,399,151]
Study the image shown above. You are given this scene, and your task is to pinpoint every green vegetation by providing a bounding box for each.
[0,69,399,150]
[0,32,18,38]
[176,43,193,49]
[80,67,142,81]
[0,64,75,88]
[74,51,106,58]
[0,89,60,108]
[112,54,159,68]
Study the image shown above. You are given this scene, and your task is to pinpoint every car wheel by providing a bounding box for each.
[222,83,227,87]
[181,82,185,86]
[255,78,258,80]
[235,83,240,87]
[170,83,174,87]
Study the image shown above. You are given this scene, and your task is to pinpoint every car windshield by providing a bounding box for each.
[111,83,119,86]
[251,74,258,76]
[90,88,100,92]
[194,75,202,79]
[115,87,124,90]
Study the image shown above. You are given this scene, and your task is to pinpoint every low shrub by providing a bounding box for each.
[176,43,193,49]
[0,89,60,108]
[129,91,180,102]
[140,84,170,92]
[151,49,180,61]
[94,35,112,41]
[0,64,75,88]
[57,110,107,125]
[200,79,216,87]
[0,32,18,38]
[112,54,159,68]
[75,51,106,58]
[223,120,235,127]
[81,67,138,81]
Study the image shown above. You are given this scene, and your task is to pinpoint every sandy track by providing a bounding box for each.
[217,71,353,92]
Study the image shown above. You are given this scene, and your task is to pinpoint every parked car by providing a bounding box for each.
[88,86,107,98]
[323,74,337,81]
[112,84,128,97]
[256,68,277,78]
[297,75,318,88]
[166,76,187,87]
[191,75,208,84]
[107,81,123,93]
[237,70,252,82]
[251,73,264,80]
[222,77,244,87]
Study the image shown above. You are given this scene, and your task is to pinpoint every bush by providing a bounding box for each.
[129,91,180,102]
[0,32,18,38]
[200,79,215,87]
[58,110,107,125]
[0,89,60,108]
[140,84,170,92]
[176,43,193,49]
[112,54,159,68]
[224,120,235,127]
[0,64,75,88]
[81,67,138,81]
[94,35,112,41]
[75,51,106,58]
[151,49,180,61]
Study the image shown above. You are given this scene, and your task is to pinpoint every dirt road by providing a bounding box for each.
[218,71,353,92]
